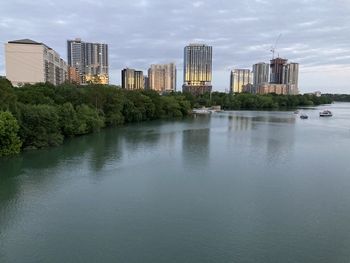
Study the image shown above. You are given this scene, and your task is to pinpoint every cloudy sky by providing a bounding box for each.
[0,0,349,93]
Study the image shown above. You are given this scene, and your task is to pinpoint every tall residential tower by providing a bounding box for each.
[67,38,109,84]
[252,63,269,87]
[148,63,176,93]
[182,44,212,95]
[121,68,144,90]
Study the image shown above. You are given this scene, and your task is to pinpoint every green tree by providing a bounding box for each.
[18,104,63,148]
[0,111,22,156]
[0,77,17,111]
[76,104,105,134]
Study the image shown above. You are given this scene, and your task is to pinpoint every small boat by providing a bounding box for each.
[319,110,332,117]
[300,114,308,119]
[294,110,300,114]
[192,108,211,115]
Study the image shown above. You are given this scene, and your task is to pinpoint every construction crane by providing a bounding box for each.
[270,34,282,59]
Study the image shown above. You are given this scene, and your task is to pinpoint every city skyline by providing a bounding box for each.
[0,0,349,93]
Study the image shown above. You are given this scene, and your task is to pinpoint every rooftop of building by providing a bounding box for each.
[8,39,52,50]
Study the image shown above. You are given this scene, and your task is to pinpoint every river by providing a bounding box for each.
[1,102,350,262]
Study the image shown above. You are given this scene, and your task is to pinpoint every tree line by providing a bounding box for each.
[0,76,334,156]
[183,92,333,110]
[0,77,191,156]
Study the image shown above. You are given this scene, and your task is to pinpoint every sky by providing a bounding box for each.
[0,0,349,93]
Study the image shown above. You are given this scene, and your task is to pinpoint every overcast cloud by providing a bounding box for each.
[0,0,349,93]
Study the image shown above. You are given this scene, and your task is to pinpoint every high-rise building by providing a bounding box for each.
[67,38,109,84]
[252,63,269,87]
[183,44,212,95]
[121,68,144,90]
[283,62,299,94]
[230,69,251,93]
[270,57,287,84]
[134,70,145,90]
[144,76,149,90]
[5,39,68,86]
[148,63,176,93]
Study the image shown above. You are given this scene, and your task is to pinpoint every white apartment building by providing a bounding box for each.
[5,39,68,86]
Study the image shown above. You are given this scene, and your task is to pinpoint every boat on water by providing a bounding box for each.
[300,114,308,119]
[192,108,211,115]
[294,110,300,114]
[319,110,333,117]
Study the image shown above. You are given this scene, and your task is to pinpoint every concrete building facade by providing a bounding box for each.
[5,39,68,86]
[148,63,176,93]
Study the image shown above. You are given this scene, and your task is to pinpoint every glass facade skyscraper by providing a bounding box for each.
[182,44,212,95]
[67,38,109,84]
[121,68,144,90]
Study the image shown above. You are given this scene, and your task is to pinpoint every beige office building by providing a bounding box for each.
[148,63,176,93]
[230,69,252,93]
[5,39,68,86]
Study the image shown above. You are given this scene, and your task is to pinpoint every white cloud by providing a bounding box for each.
[0,0,349,93]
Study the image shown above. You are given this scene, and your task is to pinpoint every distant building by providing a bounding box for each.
[305,91,322,97]
[242,83,256,94]
[148,63,176,93]
[144,76,149,90]
[256,83,298,95]
[183,44,212,95]
[5,39,68,86]
[252,57,300,95]
[270,58,288,84]
[134,70,145,90]
[283,62,299,94]
[68,66,80,84]
[253,62,269,87]
[121,68,144,90]
[67,38,109,84]
[230,69,251,93]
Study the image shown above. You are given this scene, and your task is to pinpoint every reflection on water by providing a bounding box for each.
[182,116,211,170]
[226,112,296,164]
[1,103,350,263]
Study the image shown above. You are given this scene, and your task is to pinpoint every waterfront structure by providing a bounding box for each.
[67,38,109,84]
[148,63,176,93]
[5,39,68,86]
[183,44,212,95]
[230,69,252,93]
[252,63,269,87]
[121,68,144,90]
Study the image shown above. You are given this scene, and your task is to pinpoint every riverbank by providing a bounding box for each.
[0,77,333,156]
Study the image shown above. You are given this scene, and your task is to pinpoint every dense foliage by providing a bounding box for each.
[0,78,191,155]
[182,92,333,110]
[323,94,350,102]
[0,76,336,156]
[0,111,22,156]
